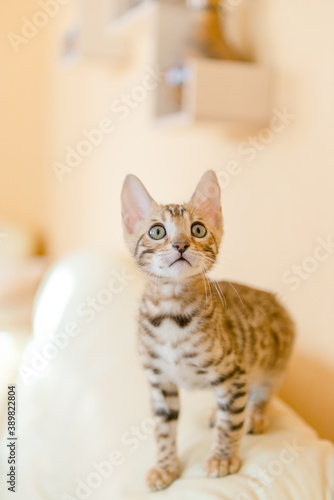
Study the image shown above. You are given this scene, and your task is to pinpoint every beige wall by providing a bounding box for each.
[2,0,334,440]
[0,1,50,245]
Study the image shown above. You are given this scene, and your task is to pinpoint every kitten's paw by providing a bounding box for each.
[205,455,241,478]
[145,465,179,491]
[245,410,269,434]
[206,406,217,428]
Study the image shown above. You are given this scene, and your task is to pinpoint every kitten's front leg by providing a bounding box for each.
[205,373,248,478]
[146,380,180,491]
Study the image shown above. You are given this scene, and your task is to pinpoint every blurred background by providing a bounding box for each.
[0,0,333,442]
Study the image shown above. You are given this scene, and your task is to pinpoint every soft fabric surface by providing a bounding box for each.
[1,250,333,500]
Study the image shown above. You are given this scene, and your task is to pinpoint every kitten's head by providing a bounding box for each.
[121,170,223,281]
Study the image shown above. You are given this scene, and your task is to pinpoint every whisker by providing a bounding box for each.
[211,279,227,310]
[213,279,227,309]
[200,263,213,307]
[202,255,216,262]
[201,264,213,306]
[227,281,244,307]
[200,269,208,305]
[202,263,227,310]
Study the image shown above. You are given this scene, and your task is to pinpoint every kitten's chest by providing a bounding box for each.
[158,342,204,389]
[147,318,208,389]
[140,289,210,389]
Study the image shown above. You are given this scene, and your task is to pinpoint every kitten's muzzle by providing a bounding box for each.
[169,256,191,267]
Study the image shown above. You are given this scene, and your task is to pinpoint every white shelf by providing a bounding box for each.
[153,1,272,125]
[155,58,272,125]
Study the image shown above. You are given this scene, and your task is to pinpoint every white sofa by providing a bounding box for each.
[1,250,333,500]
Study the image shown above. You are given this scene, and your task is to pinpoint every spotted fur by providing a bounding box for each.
[121,170,295,491]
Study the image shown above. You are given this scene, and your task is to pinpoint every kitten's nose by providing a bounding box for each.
[172,241,190,255]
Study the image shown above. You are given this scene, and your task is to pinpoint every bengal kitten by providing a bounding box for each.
[121,170,295,491]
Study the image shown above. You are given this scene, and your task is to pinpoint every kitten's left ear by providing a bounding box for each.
[190,170,222,228]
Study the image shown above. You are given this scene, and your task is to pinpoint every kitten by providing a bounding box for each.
[121,170,295,491]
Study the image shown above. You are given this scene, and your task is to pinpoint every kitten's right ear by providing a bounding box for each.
[121,175,156,233]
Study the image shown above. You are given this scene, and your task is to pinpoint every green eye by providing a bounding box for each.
[149,225,166,240]
[191,223,207,238]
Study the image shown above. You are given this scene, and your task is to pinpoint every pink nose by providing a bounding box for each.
[172,241,190,255]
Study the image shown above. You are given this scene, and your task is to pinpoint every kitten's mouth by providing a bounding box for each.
[169,257,192,267]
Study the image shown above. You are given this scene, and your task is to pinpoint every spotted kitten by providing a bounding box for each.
[121,170,295,491]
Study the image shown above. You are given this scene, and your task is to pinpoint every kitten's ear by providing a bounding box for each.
[190,170,222,228]
[121,174,156,233]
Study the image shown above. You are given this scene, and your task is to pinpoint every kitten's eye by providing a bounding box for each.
[191,223,207,238]
[149,225,166,240]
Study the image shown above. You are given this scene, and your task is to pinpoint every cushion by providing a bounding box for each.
[1,250,333,500]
